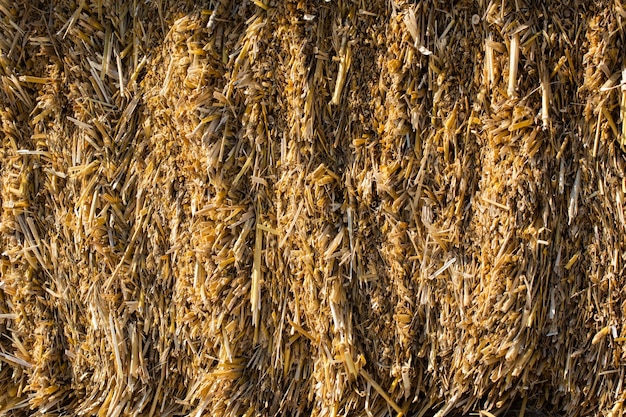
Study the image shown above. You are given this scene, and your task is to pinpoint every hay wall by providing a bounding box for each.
[1,0,626,416]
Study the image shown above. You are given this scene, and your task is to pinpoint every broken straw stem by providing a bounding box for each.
[252,206,263,343]
[541,61,551,129]
[331,36,351,106]
[508,33,519,97]
[485,33,494,87]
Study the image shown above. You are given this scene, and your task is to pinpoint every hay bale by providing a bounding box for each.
[1,0,626,416]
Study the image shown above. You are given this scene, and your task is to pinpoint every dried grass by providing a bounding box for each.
[1,1,626,416]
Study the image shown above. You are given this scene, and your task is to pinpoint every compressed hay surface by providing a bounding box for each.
[1,0,626,416]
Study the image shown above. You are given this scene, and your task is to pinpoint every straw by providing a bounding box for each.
[1,1,626,416]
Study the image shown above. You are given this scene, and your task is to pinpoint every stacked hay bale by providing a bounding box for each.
[1,0,626,416]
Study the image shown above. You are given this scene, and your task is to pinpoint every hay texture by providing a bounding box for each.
[1,0,626,416]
